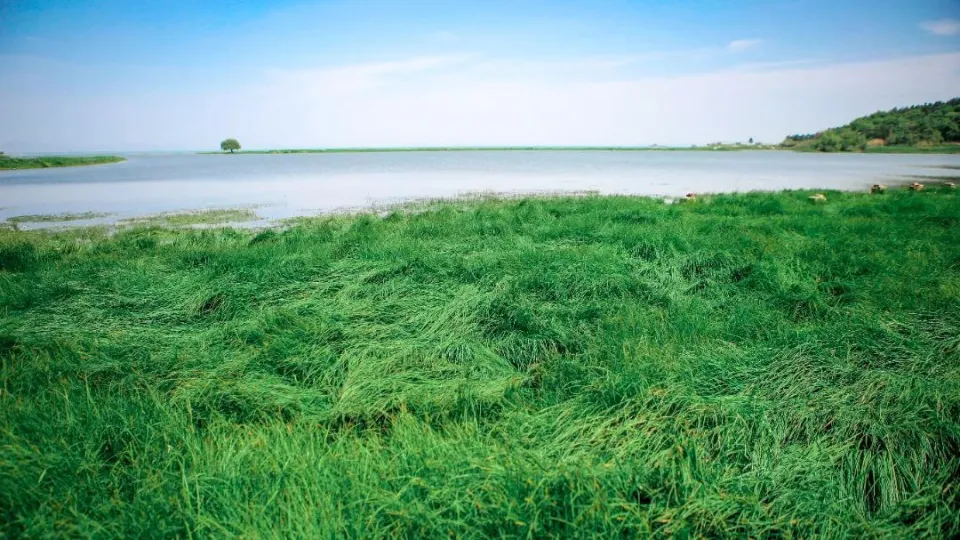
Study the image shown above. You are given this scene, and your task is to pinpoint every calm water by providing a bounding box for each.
[2,151,958,227]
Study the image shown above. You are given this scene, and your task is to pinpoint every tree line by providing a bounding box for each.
[781,97,960,152]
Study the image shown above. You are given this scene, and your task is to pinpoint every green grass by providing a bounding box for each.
[1,189,958,537]
[0,155,125,170]
[789,144,960,154]
[863,145,960,154]
[118,208,260,227]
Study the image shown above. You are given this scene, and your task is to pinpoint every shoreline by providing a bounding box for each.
[0,155,126,171]
[197,145,781,155]
[4,177,956,231]
[197,144,960,155]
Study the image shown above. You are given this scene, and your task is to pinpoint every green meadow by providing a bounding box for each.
[1,188,958,537]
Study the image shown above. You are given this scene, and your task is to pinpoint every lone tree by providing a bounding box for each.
[748,137,754,144]
[220,138,241,153]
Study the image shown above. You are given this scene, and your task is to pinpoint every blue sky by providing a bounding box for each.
[1,0,959,151]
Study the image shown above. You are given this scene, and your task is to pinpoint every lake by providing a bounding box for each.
[2,150,958,228]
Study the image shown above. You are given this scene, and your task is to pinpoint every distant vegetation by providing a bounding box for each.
[201,144,780,155]
[202,100,960,156]
[5,212,110,225]
[782,97,960,152]
[118,208,259,227]
[0,155,125,170]
[2,188,959,537]
[220,138,241,153]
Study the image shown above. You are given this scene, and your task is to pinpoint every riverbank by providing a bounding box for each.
[2,190,958,537]
[0,155,125,170]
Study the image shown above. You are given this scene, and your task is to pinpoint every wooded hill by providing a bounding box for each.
[781,98,960,152]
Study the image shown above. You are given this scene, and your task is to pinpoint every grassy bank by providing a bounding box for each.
[789,145,960,154]
[0,155,125,170]
[1,189,959,537]
[863,145,960,154]
[200,145,780,154]
[4,212,111,225]
[200,144,959,155]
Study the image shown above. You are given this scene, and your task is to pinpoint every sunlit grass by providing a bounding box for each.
[1,189,958,537]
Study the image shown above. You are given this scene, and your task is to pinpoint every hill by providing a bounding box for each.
[781,98,960,152]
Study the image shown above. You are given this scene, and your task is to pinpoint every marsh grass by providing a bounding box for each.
[0,155,125,170]
[1,189,958,537]
[5,212,112,224]
[118,208,260,227]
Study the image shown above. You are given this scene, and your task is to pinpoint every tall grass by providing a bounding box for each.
[1,189,958,537]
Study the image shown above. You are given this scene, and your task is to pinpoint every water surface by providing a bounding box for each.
[2,150,958,227]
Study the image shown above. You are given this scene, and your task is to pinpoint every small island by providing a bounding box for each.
[0,153,126,170]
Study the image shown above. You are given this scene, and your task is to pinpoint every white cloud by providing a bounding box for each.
[725,58,823,72]
[467,55,653,78]
[2,52,960,152]
[727,39,763,52]
[920,19,960,36]
[264,55,474,92]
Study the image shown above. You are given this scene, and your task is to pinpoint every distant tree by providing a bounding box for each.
[813,131,843,152]
[220,138,241,153]
[838,129,867,151]
[748,137,754,144]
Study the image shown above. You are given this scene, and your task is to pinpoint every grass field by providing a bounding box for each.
[0,155,125,170]
[1,188,959,537]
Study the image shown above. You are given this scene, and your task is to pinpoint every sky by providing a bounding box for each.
[0,0,959,152]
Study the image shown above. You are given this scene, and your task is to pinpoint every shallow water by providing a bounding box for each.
[2,150,958,227]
